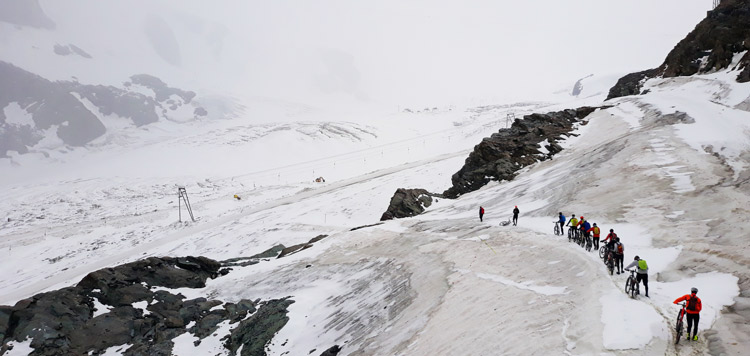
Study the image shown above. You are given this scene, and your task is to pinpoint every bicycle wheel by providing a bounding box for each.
[675,313,684,344]
[554,224,560,235]
[628,277,638,299]
[598,246,606,259]
[568,228,572,241]
[625,277,632,294]
[607,258,614,275]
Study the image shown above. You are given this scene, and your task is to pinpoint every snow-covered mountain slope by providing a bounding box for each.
[5,1,750,355]
[2,64,749,355]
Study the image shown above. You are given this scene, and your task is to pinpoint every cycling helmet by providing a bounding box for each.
[580,216,584,219]
[691,287,698,294]
[610,229,614,232]
[615,237,620,242]
[634,255,640,260]
[593,223,597,226]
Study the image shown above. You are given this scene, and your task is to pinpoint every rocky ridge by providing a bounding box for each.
[1,238,340,356]
[607,0,750,100]
[380,107,598,220]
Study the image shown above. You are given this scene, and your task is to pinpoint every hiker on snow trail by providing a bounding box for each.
[479,206,485,222]
[558,212,566,234]
[587,223,601,250]
[512,206,519,226]
[674,287,702,341]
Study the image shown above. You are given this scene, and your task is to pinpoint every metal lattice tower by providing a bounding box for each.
[178,187,195,222]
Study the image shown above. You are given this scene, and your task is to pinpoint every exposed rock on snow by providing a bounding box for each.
[0,256,294,356]
[442,106,598,198]
[380,188,437,221]
[53,44,93,59]
[607,0,750,100]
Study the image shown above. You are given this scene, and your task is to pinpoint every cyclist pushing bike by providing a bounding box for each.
[674,287,702,341]
[624,256,649,297]
[566,215,579,239]
[613,237,624,274]
[587,223,601,250]
[558,212,566,234]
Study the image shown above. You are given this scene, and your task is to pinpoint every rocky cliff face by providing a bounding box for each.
[0,61,209,158]
[608,0,750,100]
[443,107,598,199]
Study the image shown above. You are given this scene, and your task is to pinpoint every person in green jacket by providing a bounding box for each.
[625,255,649,297]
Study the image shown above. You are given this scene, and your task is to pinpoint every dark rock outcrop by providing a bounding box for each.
[0,256,294,356]
[606,69,660,101]
[380,188,436,221]
[224,298,294,356]
[53,44,93,59]
[277,234,329,258]
[320,345,343,356]
[607,0,750,100]
[443,107,597,198]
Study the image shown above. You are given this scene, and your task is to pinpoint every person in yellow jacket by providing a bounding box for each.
[566,215,579,238]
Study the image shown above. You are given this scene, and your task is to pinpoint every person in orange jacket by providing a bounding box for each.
[674,287,702,341]
[587,223,601,249]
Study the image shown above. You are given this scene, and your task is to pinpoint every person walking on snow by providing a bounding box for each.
[625,256,649,297]
[566,214,579,238]
[602,229,618,252]
[587,223,601,249]
[512,206,520,226]
[674,287,702,341]
[558,212,566,235]
[479,206,485,222]
[613,237,624,274]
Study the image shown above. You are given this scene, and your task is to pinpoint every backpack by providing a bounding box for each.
[686,296,698,311]
[638,259,648,270]
[616,243,623,254]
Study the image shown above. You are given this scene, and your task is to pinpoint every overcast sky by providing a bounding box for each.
[34,0,714,108]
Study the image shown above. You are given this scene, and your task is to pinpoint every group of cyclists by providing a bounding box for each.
[556,212,703,341]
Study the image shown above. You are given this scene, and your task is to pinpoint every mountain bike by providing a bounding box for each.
[585,236,593,252]
[624,269,639,299]
[553,221,561,235]
[675,302,687,344]
[567,227,574,241]
[578,231,586,248]
[605,251,615,275]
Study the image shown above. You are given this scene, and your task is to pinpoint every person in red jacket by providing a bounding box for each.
[479,206,485,222]
[674,287,702,341]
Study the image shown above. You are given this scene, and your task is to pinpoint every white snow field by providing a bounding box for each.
[3,0,750,355]
[2,66,749,355]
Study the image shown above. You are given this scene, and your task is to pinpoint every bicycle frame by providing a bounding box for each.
[675,302,687,344]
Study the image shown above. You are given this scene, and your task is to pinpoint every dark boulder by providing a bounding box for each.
[224,298,294,356]
[380,188,436,221]
[320,345,342,356]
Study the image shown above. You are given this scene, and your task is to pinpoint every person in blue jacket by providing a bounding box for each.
[558,212,566,235]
